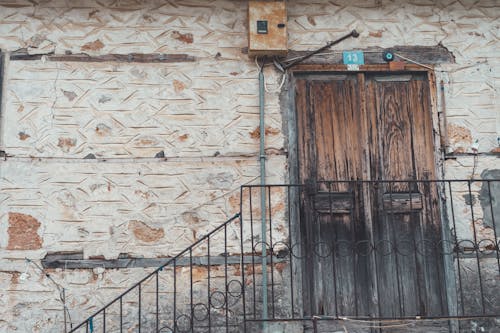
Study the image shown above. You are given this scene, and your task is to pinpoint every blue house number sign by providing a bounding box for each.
[343,50,365,65]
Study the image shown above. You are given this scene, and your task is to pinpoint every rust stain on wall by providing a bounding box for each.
[448,123,472,153]
[81,39,105,51]
[491,147,500,153]
[173,80,186,93]
[171,31,193,44]
[307,16,316,26]
[7,213,42,250]
[178,133,189,141]
[369,30,383,38]
[57,137,76,152]
[18,132,30,140]
[95,123,111,136]
[129,220,164,243]
[10,271,20,285]
[249,126,281,139]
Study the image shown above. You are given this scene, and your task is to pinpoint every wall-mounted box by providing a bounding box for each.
[248,1,288,57]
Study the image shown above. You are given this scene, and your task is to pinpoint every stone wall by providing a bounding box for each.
[0,0,498,332]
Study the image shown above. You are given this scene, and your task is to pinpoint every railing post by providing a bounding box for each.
[239,199,247,332]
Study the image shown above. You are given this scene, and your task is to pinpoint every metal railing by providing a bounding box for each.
[69,179,499,332]
[241,180,499,332]
[69,213,245,333]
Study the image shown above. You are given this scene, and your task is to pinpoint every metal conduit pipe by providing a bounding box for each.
[258,66,269,324]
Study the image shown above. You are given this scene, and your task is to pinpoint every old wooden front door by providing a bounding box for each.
[295,72,447,320]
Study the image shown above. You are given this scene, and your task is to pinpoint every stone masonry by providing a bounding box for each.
[0,0,498,331]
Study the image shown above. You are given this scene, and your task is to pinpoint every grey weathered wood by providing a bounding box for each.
[295,71,447,327]
[42,254,285,269]
[382,193,423,211]
[314,192,353,213]
[282,74,305,319]
[284,45,454,66]
[10,52,195,63]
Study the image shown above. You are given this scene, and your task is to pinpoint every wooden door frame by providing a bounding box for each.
[285,63,442,188]
[282,64,457,321]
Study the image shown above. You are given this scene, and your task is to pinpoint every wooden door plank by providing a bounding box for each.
[296,78,316,315]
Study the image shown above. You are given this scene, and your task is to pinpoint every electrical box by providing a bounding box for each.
[248,1,288,57]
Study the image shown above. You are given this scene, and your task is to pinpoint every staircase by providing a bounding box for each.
[68,180,500,333]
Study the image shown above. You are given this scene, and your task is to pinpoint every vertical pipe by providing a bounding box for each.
[440,80,449,152]
[155,271,159,333]
[258,66,268,323]
[63,288,67,333]
[120,297,123,333]
[138,284,141,333]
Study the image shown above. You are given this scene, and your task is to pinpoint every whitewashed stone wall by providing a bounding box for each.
[0,0,498,332]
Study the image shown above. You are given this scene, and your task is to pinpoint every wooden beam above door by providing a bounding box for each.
[291,63,430,72]
[285,44,454,66]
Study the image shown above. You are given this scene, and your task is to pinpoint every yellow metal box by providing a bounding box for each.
[248,1,288,57]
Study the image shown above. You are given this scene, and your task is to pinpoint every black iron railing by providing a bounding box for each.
[68,179,499,333]
[240,180,500,332]
[69,213,246,333]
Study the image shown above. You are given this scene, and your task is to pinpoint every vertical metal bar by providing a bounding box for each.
[268,186,276,318]
[156,271,159,333]
[249,188,257,319]
[103,309,106,333]
[207,236,212,333]
[389,181,403,316]
[239,195,247,332]
[224,224,229,332]
[429,180,446,313]
[486,181,500,273]
[352,181,359,317]
[328,181,339,317]
[287,186,295,318]
[410,180,421,313]
[173,259,177,333]
[448,181,464,315]
[417,180,430,315]
[138,284,141,333]
[258,63,268,323]
[86,320,88,333]
[190,248,194,332]
[63,288,67,333]
[120,297,123,333]
[467,180,486,313]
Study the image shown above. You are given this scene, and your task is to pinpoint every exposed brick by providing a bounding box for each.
[129,220,164,243]
[7,213,42,250]
[81,39,104,52]
[448,123,473,153]
[171,31,193,44]
[173,79,186,93]
[57,137,76,152]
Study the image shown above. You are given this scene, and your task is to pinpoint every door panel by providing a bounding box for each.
[297,75,371,317]
[295,72,446,321]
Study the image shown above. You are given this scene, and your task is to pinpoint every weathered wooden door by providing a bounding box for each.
[295,72,447,321]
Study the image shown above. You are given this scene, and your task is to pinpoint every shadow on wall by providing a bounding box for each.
[479,169,500,234]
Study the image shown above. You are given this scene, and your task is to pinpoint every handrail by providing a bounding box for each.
[69,213,241,332]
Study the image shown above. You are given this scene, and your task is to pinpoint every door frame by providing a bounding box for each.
[282,64,458,321]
